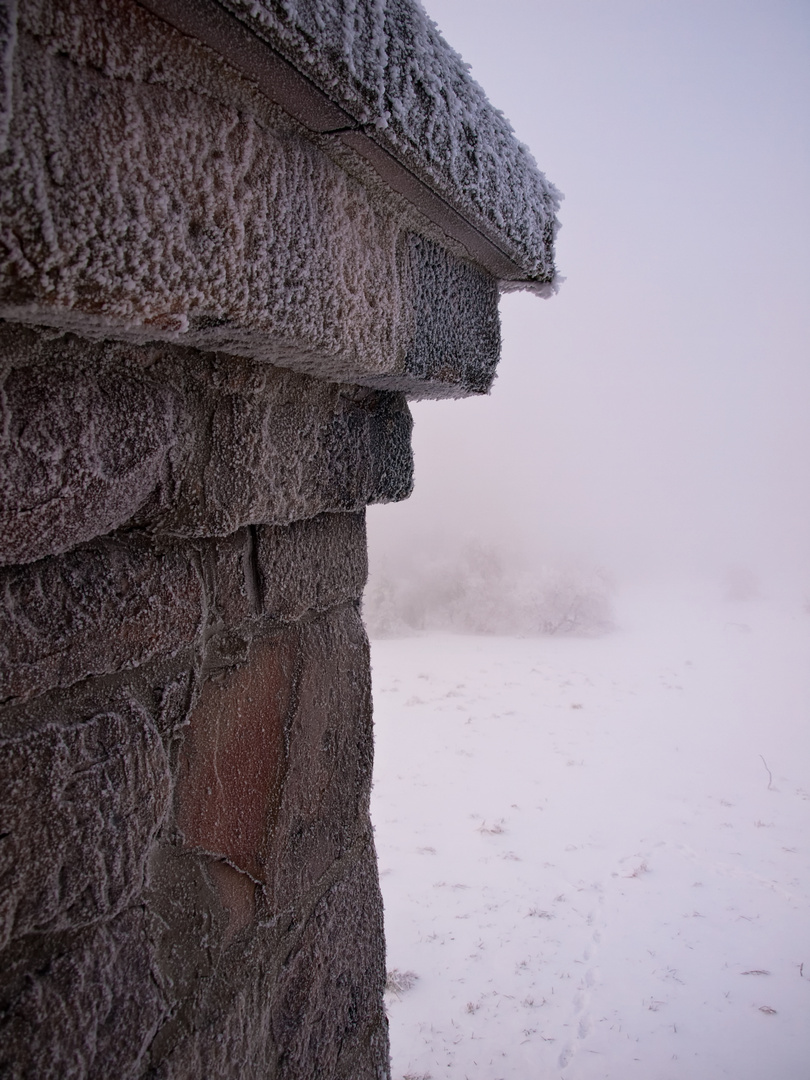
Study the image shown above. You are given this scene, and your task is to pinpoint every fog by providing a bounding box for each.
[368,0,810,595]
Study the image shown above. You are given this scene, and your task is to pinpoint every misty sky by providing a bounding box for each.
[369,0,810,585]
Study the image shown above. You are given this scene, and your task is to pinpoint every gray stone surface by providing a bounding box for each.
[0,1,548,1074]
[0,0,505,397]
[0,515,384,1077]
[173,356,412,537]
[0,325,412,564]
[0,908,165,1080]
[0,688,171,948]
[0,0,14,154]
[0,535,203,703]
[0,325,180,565]
[271,839,389,1080]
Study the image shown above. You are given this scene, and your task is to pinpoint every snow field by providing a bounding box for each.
[370,583,810,1079]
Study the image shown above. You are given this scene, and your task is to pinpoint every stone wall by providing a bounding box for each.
[0,324,408,1078]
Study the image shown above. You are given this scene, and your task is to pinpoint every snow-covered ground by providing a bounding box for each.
[370,582,810,1080]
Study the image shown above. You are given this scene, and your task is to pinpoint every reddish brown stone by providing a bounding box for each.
[174,605,373,917]
[174,630,297,884]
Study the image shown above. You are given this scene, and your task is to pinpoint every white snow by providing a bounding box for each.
[371,581,810,1079]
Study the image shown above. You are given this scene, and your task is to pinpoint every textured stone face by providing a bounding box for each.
[271,841,389,1080]
[0,909,166,1080]
[0,324,413,564]
[0,505,390,1078]
[0,536,204,703]
[175,605,373,912]
[0,331,180,565]
[0,685,173,948]
[0,0,503,398]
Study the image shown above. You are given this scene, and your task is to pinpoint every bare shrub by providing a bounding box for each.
[385,969,419,995]
[364,540,614,639]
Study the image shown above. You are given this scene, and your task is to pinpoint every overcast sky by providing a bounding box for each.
[368,0,810,586]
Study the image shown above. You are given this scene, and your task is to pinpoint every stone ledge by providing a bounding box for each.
[0,324,411,566]
[0,0,502,397]
[143,0,561,289]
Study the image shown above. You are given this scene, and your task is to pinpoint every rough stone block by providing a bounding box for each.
[271,839,389,1080]
[0,324,180,566]
[401,234,500,396]
[202,513,369,672]
[175,605,372,915]
[0,682,174,948]
[158,355,412,537]
[0,0,503,398]
[256,511,368,624]
[0,534,203,704]
[0,908,165,1080]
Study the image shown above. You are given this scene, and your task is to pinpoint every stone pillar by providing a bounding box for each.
[0,323,411,1077]
[0,0,558,1074]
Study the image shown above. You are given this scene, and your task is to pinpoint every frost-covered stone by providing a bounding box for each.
[0,0,505,397]
[256,511,368,624]
[0,698,171,947]
[0,327,412,564]
[271,840,389,1080]
[0,512,368,706]
[0,536,203,703]
[0,0,14,153]
[0,908,165,1080]
[143,837,387,1079]
[0,326,180,566]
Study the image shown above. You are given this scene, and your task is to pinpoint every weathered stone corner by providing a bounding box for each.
[0,0,558,1075]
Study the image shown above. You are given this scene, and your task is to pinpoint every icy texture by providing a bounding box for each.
[0,0,14,153]
[1,18,403,375]
[0,1,504,395]
[0,329,180,565]
[0,325,412,565]
[225,0,562,287]
[0,513,389,1078]
[0,702,171,948]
